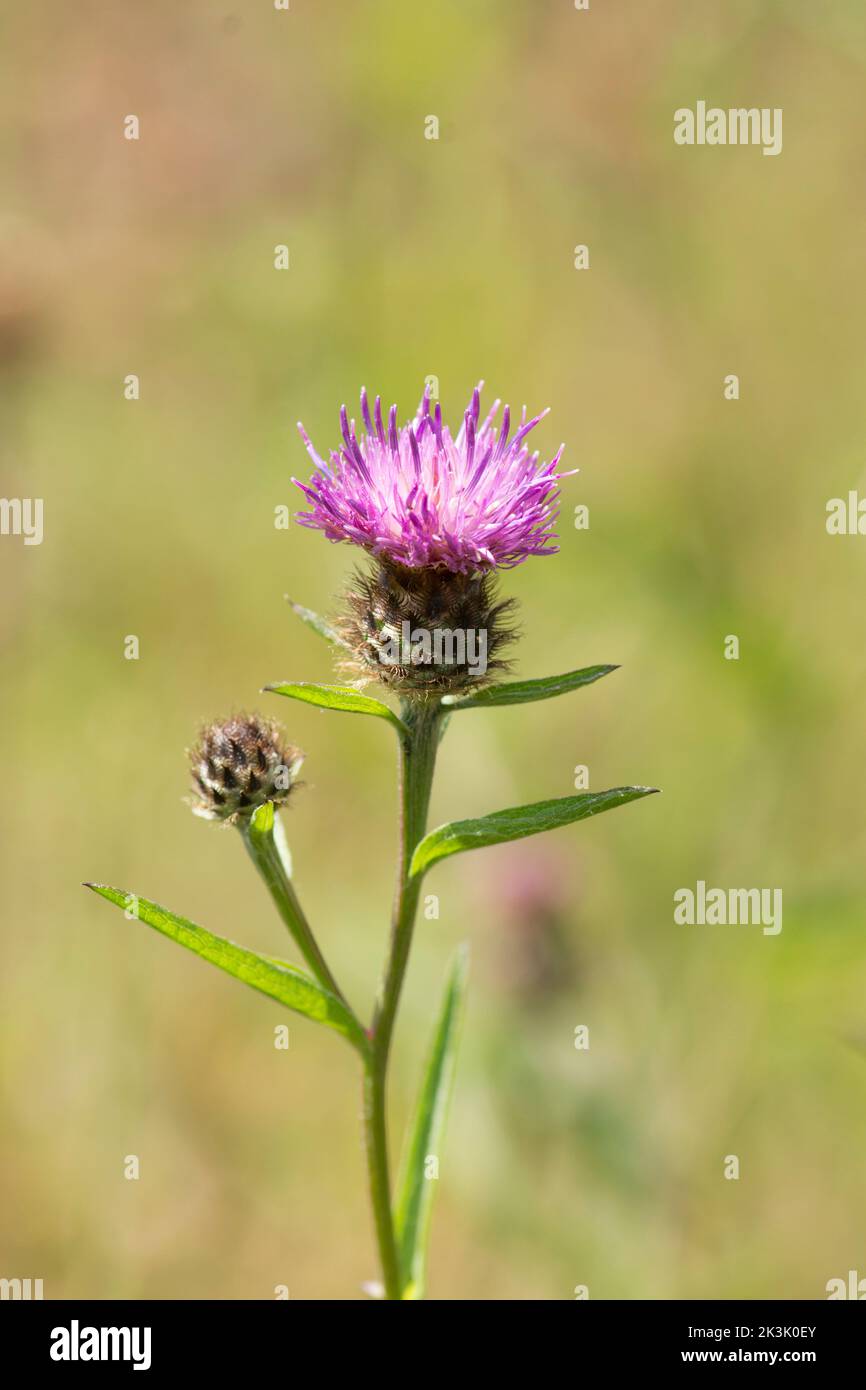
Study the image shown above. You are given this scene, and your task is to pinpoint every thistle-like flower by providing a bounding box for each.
[294,383,573,693]
[188,714,303,822]
[86,375,655,1305]
[294,382,569,573]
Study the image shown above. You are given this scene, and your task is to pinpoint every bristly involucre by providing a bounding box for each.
[339,560,517,694]
[188,715,303,823]
[293,383,574,574]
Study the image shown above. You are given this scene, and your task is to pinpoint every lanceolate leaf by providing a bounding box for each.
[285,597,351,651]
[85,884,370,1057]
[410,786,659,878]
[394,945,469,1299]
[264,682,407,735]
[441,664,618,710]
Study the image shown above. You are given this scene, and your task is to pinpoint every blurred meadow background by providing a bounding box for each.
[2,0,866,1300]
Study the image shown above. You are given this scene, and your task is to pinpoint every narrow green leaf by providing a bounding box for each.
[441,664,618,710]
[395,945,469,1299]
[410,786,659,878]
[285,597,351,651]
[84,884,370,1057]
[264,682,407,735]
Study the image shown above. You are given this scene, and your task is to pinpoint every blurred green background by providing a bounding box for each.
[2,0,866,1300]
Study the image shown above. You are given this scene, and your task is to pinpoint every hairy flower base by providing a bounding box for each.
[339,560,517,695]
[189,715,303,822]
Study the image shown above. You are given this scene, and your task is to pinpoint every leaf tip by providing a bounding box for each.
[249,799,276,835]
[453,940,471,979]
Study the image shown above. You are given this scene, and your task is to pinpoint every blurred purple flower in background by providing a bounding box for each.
[481,843,578,1006]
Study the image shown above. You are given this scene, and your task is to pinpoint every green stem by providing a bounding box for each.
[240,815,356,1018]
[363,700,442,1300]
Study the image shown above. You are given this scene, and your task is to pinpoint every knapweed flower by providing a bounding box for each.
[87,372,656,1304]
[294,383,570,574]
[188,715,303,822]
[293,384,573,696]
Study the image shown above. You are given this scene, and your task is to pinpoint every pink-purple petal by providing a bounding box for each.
[292,384,571,573]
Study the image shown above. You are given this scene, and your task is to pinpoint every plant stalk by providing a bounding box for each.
[363,699,442,1300]
[240,816,354,1014]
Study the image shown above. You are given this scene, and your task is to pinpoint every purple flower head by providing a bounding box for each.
[293,383,575,573]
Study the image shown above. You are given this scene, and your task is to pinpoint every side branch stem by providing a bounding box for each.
[241,818,354,1014]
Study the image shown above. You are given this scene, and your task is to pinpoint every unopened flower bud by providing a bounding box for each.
[188,714,303,823]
